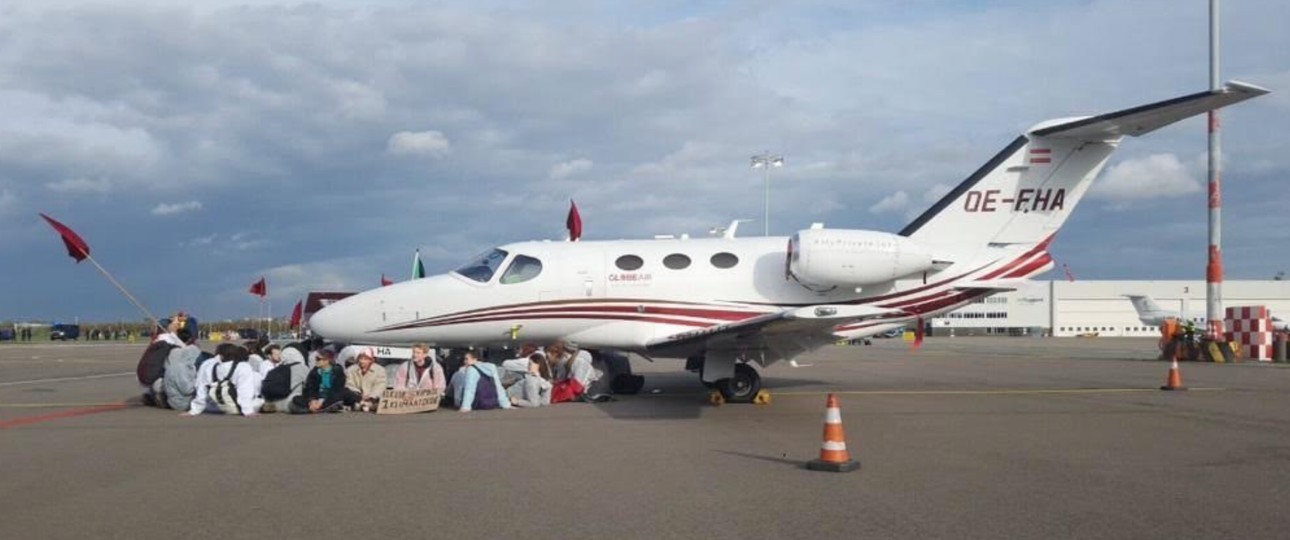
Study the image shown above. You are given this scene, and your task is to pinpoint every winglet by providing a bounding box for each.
[1030,80,1270,140]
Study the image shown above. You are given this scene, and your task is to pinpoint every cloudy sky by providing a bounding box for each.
[2,0,1288,322]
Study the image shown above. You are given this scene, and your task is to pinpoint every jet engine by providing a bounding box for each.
[787,229,940,289]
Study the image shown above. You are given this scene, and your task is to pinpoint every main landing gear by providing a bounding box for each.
[687,355,763,404]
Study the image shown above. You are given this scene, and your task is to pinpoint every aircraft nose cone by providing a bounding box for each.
[308,302,349,341]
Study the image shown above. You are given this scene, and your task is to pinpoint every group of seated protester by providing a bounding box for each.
[139,316,642,417]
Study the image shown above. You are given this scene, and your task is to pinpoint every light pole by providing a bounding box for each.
[750,152,784,236]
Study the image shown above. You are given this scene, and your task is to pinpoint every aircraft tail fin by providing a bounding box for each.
[899,82,1268,254]
[1124,294,1165,317]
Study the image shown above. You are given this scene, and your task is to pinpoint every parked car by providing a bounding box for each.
[878,327,906,338]
[236,328,261,340]
[50,324,81,341]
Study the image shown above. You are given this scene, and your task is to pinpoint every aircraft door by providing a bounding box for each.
[539,255,604,301]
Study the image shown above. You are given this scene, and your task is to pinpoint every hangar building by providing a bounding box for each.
[933,280,1290,337]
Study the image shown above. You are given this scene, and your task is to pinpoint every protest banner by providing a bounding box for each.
[376,389,441,414]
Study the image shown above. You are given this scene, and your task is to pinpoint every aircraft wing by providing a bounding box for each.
[954,279,1028,292]
[644,305,901,363]
[1031,80,1269,140]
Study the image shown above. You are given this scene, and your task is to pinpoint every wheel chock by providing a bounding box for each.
[753,389,773,405]
[708,391,726,406]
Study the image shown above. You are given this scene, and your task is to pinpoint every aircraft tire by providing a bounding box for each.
[717,363,761,404]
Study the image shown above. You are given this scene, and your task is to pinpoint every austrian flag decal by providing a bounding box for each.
[1028,148,1051,164]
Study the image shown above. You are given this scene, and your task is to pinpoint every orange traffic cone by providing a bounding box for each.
[806,393,861,472]
[1160,358,1187,391]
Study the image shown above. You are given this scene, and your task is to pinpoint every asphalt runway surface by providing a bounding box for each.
[3,337,1290,540]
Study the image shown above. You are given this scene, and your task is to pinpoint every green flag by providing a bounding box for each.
[412,249,426,279]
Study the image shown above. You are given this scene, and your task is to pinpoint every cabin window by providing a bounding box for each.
[663,254,691,270]
[710,252,739,269]
[453,248,509,283]
[499,255,543,284]
[615,255,645,271]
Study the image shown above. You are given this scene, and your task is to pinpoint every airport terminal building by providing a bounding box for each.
[935,280,1290,337]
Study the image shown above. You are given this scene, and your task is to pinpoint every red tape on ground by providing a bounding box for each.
[0,403,129,430]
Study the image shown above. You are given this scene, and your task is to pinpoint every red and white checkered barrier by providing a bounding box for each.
[1226,306,1273,361]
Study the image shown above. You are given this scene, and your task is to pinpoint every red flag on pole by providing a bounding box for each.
[289,300,303,329]
[912,316,925,351]
[1062,263,1076,283]
[39,213,91,262]
[249,277,267,297]
[381,274,393,287]
[566,199,582,242]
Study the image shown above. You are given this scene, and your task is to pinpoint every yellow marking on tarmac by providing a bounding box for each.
[771,387,1226,397]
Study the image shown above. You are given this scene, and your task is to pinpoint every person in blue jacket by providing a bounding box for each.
[450,350,511,413]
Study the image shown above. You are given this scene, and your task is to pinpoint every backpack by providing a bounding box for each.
[551,378,585,404]
[208,361,245,415]
[470,366,501,410]
[137,341,178,385]
[260,362,301,401]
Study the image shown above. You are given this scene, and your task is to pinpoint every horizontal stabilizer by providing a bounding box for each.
[1031,81,1269,140]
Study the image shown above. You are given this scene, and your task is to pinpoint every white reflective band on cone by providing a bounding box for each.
[822,441,847,451]
[824,408,842,424]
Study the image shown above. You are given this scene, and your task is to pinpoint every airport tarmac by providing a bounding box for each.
[2,337,1289,540]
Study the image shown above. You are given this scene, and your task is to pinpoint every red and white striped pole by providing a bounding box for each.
[1205,0,1225,342]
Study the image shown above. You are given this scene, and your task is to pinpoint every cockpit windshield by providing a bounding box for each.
[499,255,543,284]
[453,248,509,283]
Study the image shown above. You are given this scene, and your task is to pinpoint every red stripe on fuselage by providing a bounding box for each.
[377,303,765,332]
[385,312,715,332]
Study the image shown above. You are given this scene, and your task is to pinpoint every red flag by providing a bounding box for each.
[381,274,393,287]
[289,300,303,329]
[249,277,267,297]
[39,213,91,263]
[1062,263,1076,282]
[912,316,925,351]
[566,199,582,242]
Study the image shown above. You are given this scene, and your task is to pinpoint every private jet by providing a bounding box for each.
[311,82,1268,403]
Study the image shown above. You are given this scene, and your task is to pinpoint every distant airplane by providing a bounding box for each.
[311,81,1268,403]
[1125,294,1288,331]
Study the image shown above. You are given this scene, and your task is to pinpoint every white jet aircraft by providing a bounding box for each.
[1125,294,1288,331]
[311,82,1268,402]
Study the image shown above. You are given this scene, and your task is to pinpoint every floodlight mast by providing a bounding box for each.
[751,152,784,236]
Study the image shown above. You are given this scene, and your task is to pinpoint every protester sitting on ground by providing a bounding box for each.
[567,343,608,396]
[345,348,387,412]
[291,349,357,414]
[152,316,186,347]
[500,344,540,388]
[305,340,333,369]
[393,343,446,394]
[161,328,208,411]
[449,350,511,412]
[245,339,268,374]
[337,344,366,368]
[548,340,611,403]
[508,353,553,408]
[139,315,199,407]
[258,344,308,413]
[185,344,262,417]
